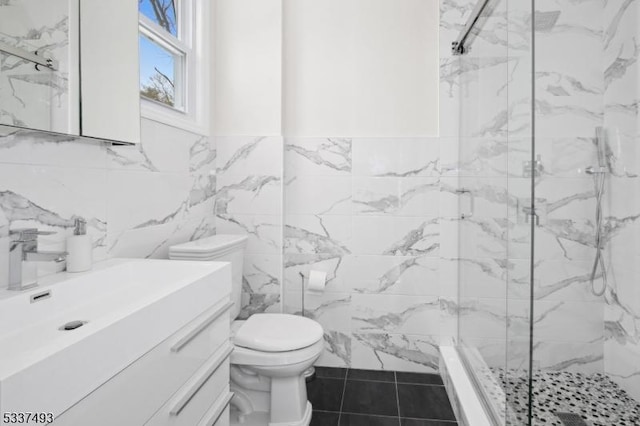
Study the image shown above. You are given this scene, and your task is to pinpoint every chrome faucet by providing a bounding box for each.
[8,228,67,291]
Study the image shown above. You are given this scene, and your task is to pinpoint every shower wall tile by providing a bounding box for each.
[440,137,509,177]
[458,297,509,341]
[603,0,640,402]
[456,57,514,139]
[534,0,604,139]
[456,257,508,299]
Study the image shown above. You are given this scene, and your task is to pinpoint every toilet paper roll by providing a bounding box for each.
[307,270,327,293]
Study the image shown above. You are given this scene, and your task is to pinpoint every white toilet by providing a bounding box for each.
[169,235,324,426]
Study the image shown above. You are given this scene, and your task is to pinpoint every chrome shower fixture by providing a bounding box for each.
[587,127,608,297]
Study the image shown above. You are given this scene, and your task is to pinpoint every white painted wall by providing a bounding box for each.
[283,0,439,137]
[214,0,440,137]
[213,0,283,136]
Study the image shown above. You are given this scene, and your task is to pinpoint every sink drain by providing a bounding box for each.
[60,320,87,331]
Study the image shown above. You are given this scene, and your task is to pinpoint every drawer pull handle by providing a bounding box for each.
[170,343,233,416]
[197,392,233,426]
[171,301,232,353]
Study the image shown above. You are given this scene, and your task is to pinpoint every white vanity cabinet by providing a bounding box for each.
[53,298,232,426]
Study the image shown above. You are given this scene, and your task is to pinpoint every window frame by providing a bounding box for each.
[138,0,209,135]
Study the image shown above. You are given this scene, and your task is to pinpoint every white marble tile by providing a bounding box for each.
[351,332,440,373]
[348,255,440,296]
[352,138,439,177]
[217,136,283,176]
[458,297,509,341]
[284,215,352,255]
[533,341,604,374]
[352,216,439,257]
[284,137,351,177]
[106,170,193,245]
[351,294,441,336]
[216,213,282,255]
[0,164,108,268]
[284,291,351,336]
[216,173,282,216]
[518,299,604,343]
[439,58,462,138]
[510,258,598,303]
[315,331,352,368]
[244,254,282,295]
[109,119,205,173]
[604,340,640,401]
[285,176,351,215]
[283,253,351,294]
[440,136,508,177]
[352,177,440,217]
[0,128,107,169]
[238,292,281,320]
[108,217,210,259]
[457,257,508,299]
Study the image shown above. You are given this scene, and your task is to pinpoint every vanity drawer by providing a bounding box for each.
[53,299,231,426]
[199,392,231,426]
[145,345,231,426]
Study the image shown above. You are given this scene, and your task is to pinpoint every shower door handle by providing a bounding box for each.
[456,188,475,219]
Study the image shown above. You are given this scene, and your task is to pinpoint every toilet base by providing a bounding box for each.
[230,401,312,426]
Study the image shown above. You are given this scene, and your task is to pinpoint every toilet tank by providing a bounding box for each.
[169,234,248,319]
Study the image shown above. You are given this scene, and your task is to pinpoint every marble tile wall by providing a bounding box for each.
[214,136,283,319]
[0,118,216,286]
[282,137,449,372]
[602,0,640,402]
[526,0,607,376]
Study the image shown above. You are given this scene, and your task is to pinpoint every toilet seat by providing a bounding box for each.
[231,339,325,367]
[234,313,324,352]
[230,314,324,367]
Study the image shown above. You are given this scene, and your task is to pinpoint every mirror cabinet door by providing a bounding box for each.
[0,0,140,144]
[0,0,79,135]
[80,0,141,144]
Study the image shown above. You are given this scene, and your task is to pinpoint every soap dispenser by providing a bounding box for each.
[66,218,92,273]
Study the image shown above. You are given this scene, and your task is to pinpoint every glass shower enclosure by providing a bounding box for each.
[452,0,640,425]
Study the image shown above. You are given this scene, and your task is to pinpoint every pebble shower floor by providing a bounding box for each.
[493,370,640,426]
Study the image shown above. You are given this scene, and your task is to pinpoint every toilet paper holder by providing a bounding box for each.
[299,272,306,317]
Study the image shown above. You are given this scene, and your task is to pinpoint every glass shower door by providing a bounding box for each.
[527,0,640,424]
[452,0,535,424]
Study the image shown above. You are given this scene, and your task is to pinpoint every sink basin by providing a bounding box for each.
[0,258,231,419]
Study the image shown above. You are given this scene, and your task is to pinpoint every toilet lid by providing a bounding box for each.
[233,314,324,352]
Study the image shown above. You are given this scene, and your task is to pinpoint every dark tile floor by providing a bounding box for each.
[307,367,458,426]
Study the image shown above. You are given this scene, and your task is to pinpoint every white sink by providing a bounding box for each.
[0,258,231,419]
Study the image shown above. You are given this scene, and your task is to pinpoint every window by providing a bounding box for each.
[138,0,209,133]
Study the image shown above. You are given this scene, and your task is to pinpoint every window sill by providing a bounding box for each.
[141,99,208,136]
